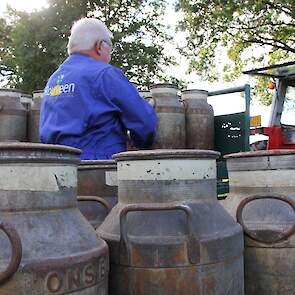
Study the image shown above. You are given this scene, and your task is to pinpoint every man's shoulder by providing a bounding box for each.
[99,65,128,82]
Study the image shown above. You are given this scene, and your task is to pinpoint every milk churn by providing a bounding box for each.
[0,143,109,295]
[77,160,118,228]
[28,90,43,142]
[0,89,27,142]
[97,149,244,295]
[138,89,152,100]
[20,93,33,111]
[150,84,186,148]
[182,89,214,150]
[222,150,295,295]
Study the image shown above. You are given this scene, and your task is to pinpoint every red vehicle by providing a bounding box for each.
[244,61,295,150]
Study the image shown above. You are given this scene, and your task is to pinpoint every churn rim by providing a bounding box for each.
[150,83,178,89]
[182,89,208,94]
[79,159,117,169]
[224,149,295,159]
[0,143,81,154]
[112,149,220,161]
[0,88,31,95]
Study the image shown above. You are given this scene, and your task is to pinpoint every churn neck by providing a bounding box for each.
[113,149,220,203]
[0,143,81,212]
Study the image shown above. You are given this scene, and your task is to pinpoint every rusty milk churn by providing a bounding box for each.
[0,89,27,142]
[28,90,43,142]
[222,150,295,295]
[77,160,118,229]
[97,149,244,295]
[182,89,214,150]
[150,83,186,149]
[0,143,109,295]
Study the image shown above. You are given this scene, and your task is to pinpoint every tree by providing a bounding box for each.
[176,0,295,105]
[0,0,177,93]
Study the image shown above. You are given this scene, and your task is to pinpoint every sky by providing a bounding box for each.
[0,0,272,128]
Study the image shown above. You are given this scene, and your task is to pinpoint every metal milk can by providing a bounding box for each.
[182,89,214,150]
[0,143,109,294]
[0,89,27,142]
[28,90,43,142]
[77,160,118,229]
[20,93,33,111]
[138,90,152,100]
[150,84,186,149]
[97,149,244,295]
[222,150,295,295]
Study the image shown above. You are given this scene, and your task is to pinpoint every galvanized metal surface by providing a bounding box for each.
[77,160,118,229]
[236,193,295,244]
[222,150,295,295]
[28,90,43,142]
[98,150,244,295]
[0,89,27,142]
[0,143,109,294]
[182,89,214,150]
[150,84,186,149]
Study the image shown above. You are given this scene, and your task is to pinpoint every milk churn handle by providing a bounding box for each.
[236,193,295,244]
[0,221,22,283]
[147,97,156,108]
[119,203,199,264]
[77,196,111,213]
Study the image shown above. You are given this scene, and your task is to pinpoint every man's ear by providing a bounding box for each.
[95,41,102,55]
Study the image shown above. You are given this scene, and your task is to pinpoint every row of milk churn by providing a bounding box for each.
[0,84,214,150]
[136,83,214,150]
[0,143,294,294]
[0,89,42,143]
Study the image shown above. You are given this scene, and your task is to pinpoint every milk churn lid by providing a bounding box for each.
[0,143,81,163]
[0,88,27,93]
[181,89,208,100]
[32,90,44,94]
[224,149,295,159]
[113,149,220,161]
[150,83,178,89]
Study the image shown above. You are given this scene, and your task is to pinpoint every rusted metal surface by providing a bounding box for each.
[0,143,109,294]
[237,193,295,244]
[222,150,295,295]
[78,160,117,228]
[98,150,244,294]
[150,83,186,149]
[182,89,214,150]
[0,221,22,283]
[119,203,200,265]
[0,89,27,142]
[77,196,111,212]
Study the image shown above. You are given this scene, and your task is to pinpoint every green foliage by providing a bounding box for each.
[176,0,295,104]
[0,0,177,92]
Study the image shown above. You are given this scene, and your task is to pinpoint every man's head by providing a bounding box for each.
[67,18,113,63]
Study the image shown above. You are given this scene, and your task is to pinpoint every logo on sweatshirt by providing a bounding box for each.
[44,74,76,97]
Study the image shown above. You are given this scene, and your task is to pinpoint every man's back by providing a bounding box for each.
[40,53,157,159]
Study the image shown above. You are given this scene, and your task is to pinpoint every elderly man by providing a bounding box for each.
[40,17,157,159]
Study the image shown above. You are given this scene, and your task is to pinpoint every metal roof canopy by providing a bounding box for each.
[243,61,295,79]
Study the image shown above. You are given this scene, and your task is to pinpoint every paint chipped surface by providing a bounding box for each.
[118,159,216,181]
[0,164,76,191]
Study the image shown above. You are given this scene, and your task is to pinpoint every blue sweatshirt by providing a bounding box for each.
[40,53,157,159]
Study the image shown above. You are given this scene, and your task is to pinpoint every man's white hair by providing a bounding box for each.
[67,18,113,55]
